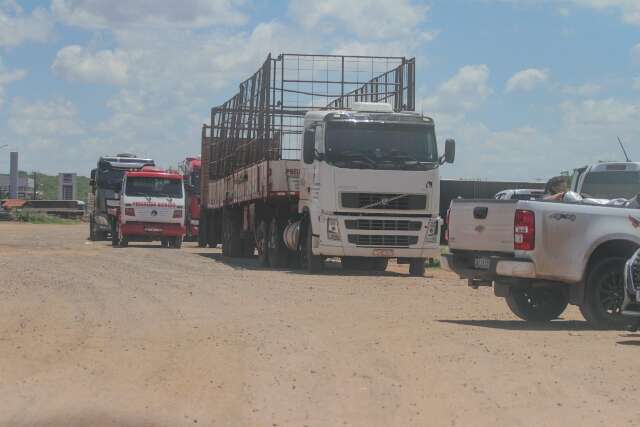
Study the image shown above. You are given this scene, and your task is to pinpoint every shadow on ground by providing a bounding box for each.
[437,319,610,332]
[195,252,407,277]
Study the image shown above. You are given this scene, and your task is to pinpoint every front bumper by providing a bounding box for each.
[441,252,536,280]
[314,215,441,259]
[622,249,640,317]
[121,222,185,237]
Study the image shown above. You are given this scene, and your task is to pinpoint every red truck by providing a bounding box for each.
[181,157,201,242]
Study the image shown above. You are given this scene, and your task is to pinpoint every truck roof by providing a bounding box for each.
[126,169,183,180]
[582,162,640,173]
[303,108,433,129]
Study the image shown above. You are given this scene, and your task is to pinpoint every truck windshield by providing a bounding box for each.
[581,171,640,199]
[125,177,183,198]
[325,122,438,171]
[97,168,126,191]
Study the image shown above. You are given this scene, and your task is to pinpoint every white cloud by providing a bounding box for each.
[0,0,54,47]
[9,98,84,139]
[288,0,429,39]
[571,0,640,25]
[422,64,492,113]
[52,45,129,85]
[52,0,247,29]
[561,83,602,96]
[505,68,550,93]
[0,56,26,107]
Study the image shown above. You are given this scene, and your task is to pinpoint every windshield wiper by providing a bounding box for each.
[337,150,377,168]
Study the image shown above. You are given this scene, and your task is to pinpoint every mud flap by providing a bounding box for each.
[494,282,510,298]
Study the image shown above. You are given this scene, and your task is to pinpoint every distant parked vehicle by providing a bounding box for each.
[571,162,640,199]
[88,154,155,241]
[494,189,545,201]
[111,167,186,248]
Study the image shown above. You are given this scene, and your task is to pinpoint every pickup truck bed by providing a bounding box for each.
[443,198,640,328]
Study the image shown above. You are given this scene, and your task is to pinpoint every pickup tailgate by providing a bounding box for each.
[448,199,517,253]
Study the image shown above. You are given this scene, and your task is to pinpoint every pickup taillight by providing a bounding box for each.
[445,207,451,242]
[173,209,183,219]
[514,209,535,250]
[124,207,135,217]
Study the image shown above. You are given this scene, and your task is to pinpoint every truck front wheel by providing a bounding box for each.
[579,257,627,329]
[505,286,569,322]
[409,258,426,277]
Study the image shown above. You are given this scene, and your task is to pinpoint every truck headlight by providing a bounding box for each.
[327,217,341,241]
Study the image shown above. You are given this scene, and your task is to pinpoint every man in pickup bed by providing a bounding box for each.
[543,176,568,200]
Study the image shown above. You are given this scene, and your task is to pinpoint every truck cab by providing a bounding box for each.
[181,157,201,241]
[112,168,186,248]
[89,154,155,240]
[299,102,455,274]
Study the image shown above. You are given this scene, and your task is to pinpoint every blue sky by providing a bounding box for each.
[0,0,639,180]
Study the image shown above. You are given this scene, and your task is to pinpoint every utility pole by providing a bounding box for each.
[32,171,37,200]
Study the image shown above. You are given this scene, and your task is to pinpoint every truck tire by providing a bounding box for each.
[579,257,627,329]
[171,236,183,249]
[256,220,269,267]
[111,222,120,247]
[268,219,288,268]
[304,223,323,273]
[222,208,242,257]
[197,215,207,248]
[506,287,569,322]
[409,258,426,277]
[89,216,96,241]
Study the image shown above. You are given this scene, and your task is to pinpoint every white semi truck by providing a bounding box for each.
[199,53,455,275]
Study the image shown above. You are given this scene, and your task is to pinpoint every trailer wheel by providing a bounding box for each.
[222,208,242,257]
[409,258,426,277]
[579,257,627,329]
[268,219,288,268]
[506,287,568,322]
[256,220,269,267]
[303,223,323,273]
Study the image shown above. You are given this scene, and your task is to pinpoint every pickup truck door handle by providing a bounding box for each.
[473,207,488,219]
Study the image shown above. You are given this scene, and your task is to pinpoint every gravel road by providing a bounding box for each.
[1,223,639,426]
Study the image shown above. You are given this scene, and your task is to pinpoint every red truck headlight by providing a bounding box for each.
[514,209,535,250]
[173,209,183,219]
[124,207,135,217]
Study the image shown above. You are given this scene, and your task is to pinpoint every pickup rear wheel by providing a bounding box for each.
[579,257,627,329]
[506,287,569,322]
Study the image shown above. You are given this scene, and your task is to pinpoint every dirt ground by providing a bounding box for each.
[1,223,639,427]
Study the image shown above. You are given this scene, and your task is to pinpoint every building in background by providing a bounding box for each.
[0,174,34,198]
[58,173,77,200]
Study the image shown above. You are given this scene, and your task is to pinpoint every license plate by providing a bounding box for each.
[373,249,394,257]
[144,227,162,233]
[474,257,490,270]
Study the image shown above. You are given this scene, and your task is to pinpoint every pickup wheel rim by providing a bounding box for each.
[598,270,624,316]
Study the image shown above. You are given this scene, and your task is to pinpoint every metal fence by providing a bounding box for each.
[204,53,415,180]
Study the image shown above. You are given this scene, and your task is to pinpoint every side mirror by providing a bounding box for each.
[444,138,455,164]
[303,129,315,164]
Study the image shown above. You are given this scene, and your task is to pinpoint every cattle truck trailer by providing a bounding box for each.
[199,53,455,274]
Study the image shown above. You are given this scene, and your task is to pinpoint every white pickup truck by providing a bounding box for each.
[442,197,640,328]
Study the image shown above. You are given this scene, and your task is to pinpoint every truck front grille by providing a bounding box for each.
[347,234,419,247]
[341,193,426,210]
[345,219,421,231]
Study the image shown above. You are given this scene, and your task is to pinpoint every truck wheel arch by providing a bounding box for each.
[584,239,639,280]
